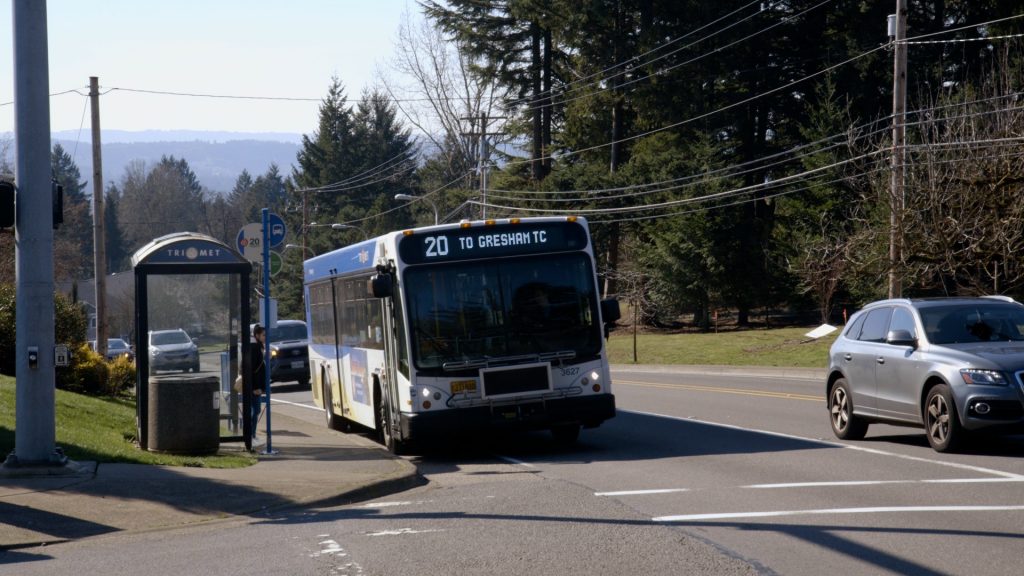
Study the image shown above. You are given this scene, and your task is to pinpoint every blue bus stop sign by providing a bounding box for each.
[267,213,286,248]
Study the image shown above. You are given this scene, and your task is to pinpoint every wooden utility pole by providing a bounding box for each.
[889,1,907,299]
[461,114,505,219]
[90,76,108,355]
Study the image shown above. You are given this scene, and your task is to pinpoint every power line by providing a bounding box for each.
[519,0,836,115]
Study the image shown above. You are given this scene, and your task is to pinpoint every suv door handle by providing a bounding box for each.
[844,354,852,362]
[876,357,885,364]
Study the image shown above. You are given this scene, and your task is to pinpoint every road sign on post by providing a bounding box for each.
[236,223,264,263]
[267,213,286,248]
[269,251,283,277]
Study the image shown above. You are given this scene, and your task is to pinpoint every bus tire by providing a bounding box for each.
[376,386,408,455]
[324,378,346,432]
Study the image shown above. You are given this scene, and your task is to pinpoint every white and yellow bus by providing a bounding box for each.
[304,216,619,453]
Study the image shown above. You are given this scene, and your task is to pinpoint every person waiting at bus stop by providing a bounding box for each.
[250,324,267,438]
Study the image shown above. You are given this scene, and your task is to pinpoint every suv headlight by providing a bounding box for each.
[960,369,1008,386]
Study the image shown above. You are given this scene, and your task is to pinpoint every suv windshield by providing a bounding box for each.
[151,331,190,345]
[109,339,129,351]
[270,324,307,341]
[920,303,1024,344]
[404,253,602,370]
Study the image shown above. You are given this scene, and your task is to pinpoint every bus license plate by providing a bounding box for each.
[450,380,476,394]
[291,361,304,369]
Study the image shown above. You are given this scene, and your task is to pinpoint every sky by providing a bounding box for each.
[1,0,420,137]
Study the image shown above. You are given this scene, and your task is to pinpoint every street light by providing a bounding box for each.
[283,243,316,257]
[307,222,368,239]
[330,223,368,239]
[395,193,439,225]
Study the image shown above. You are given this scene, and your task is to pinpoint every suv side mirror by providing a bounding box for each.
[886,329,917,348]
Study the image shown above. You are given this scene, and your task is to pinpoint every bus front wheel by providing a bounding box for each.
[376,390,408,455]
[323,380,346,432]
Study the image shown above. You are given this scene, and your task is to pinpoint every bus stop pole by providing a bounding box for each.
[261,208,275,454]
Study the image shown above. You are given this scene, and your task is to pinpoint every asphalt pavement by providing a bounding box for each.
[0,365,824,551]
[0,404,419,550]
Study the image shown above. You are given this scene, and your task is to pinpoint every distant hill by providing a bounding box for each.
[3,130,303,195]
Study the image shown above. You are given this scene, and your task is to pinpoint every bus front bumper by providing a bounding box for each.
[399,394,615,438]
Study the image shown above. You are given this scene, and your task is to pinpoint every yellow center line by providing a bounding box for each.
[616,379,823,402]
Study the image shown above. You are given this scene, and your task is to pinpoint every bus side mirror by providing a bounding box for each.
[600,298,621,324]
[369,273,393,298]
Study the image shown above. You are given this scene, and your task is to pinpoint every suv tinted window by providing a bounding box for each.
[889,307,917,338]
[845,313,867,339]
[858,307,892,343]
[922,302,1024,344]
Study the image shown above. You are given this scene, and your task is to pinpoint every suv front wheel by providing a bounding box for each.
[924,383,964,452]
[829,378,868,440]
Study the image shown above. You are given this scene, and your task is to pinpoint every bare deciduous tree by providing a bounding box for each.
[378,11,507,185]
[901,56,1024,296]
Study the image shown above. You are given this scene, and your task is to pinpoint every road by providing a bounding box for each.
[277,366,1024,575]
[7,367,1023,575]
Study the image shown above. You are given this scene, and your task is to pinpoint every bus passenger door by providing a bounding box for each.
[378,265,403,438]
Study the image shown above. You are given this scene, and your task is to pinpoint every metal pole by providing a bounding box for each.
[889,0,907,299]
[261,209,275,454]
[8,0,60,466]
[91,77,108,358]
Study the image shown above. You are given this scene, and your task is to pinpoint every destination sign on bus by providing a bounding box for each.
[398,221,588,264]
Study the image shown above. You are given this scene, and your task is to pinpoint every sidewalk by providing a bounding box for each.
[0,404,419,550]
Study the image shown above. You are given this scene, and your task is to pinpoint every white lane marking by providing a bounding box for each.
[497,455,535,467]
[314,539,347,556]
[595,488,690,496]
[365,528,446,537]
[361,501,415,508]
[746,478,1024,489]
[654,505,1024,522]
[746,480,911,489]
[270,398,322,411]
[625,409,1024,480]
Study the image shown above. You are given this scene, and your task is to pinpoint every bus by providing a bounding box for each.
[303,216,620,453]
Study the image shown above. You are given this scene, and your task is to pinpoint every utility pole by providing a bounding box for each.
[479,121,489,219]
[5,0,61,468]
[889,0,908,299]
[90,77,108,357]
[461,115,505,219]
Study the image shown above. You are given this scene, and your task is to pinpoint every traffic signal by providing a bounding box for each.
[0,180,14,228]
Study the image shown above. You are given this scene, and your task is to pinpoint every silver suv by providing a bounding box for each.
[149,329,200,373]
[827,296,1024,452]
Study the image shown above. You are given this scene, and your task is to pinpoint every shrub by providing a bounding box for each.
[60,343,110,395]
[107,356,137,396]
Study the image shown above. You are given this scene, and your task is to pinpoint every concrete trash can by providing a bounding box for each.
[147,375,220,455]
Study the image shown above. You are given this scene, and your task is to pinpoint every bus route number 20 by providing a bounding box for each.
[424,235,449,258]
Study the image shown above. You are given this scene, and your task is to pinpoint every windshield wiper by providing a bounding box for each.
[441,350,577,372]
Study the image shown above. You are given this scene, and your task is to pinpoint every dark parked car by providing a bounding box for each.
[89,338,135,362]
[252,320,310,386]
[827,296,1024,452]
[149,329,200,373]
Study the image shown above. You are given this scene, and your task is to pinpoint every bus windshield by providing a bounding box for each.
[405,253,602,371]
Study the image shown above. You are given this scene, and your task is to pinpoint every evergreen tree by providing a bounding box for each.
[51,143,93,281]
[117,156,206,251]
[103,183,128,272]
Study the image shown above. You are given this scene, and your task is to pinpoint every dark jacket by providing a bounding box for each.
[251,340,266,395]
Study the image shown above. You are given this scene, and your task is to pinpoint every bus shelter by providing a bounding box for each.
[131,232,255,452]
